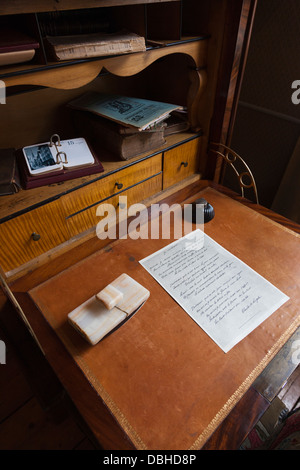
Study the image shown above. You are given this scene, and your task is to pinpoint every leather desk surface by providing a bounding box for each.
[10,182,300,450]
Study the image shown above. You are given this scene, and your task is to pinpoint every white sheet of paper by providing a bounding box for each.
[139,230,289,352]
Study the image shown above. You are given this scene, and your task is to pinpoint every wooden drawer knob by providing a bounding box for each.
[31,232,41,241]
[181,161,188,168]
[115,182,123,190]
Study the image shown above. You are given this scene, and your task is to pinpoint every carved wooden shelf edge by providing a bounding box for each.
[3,39,208,89]
[188,67,208,131]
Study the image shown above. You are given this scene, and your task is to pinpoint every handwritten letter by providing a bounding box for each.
[140,230,289,352]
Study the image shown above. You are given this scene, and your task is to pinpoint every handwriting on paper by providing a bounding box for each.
[140,230,289,352]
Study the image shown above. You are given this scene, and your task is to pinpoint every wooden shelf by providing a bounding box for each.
[0,37,208,89]
[0,0,180,17]
[0,0,256,279]
[0,131,202,222]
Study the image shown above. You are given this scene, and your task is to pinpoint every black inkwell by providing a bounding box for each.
[191,198,215,224]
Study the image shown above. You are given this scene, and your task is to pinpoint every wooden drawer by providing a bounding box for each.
[163,138,201,188]
[62,154,162,217]
[0,200,69,273]
[66,173,163,237]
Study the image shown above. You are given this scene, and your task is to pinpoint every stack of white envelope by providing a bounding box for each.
[68,273,150,345]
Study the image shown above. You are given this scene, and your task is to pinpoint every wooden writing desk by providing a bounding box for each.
[3,180,300,450]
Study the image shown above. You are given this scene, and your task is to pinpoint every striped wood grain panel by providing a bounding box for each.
[163,137,201,188]
[61,154,162,217]
[66,173,163,237]
[0,199,68,272]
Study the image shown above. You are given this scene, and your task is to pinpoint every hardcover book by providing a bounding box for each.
[72,110,166,160]
[0,148,21,195]
[0,28,39,66]
[45,30,146,61]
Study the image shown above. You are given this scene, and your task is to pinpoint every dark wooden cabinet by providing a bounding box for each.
[0,0,256,279]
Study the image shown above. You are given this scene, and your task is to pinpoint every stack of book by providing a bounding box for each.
[69,93,188,160]
[0,28,39,66]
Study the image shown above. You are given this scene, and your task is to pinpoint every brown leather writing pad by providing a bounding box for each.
[29,188,300,449]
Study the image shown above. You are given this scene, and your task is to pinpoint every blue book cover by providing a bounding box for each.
[69,92,183,131]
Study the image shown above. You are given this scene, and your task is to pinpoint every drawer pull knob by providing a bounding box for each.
[31,232,41,241]
[181,161,188,168]
[115,182,123,190]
